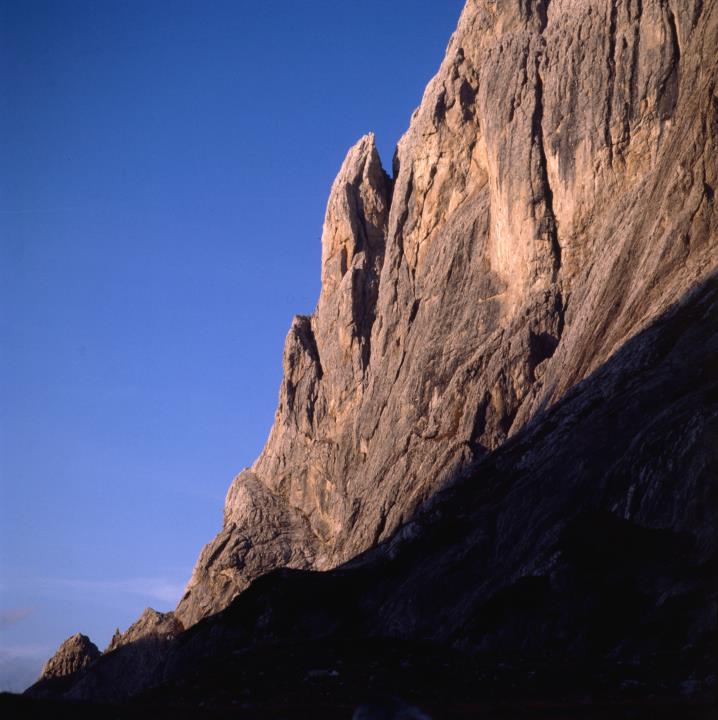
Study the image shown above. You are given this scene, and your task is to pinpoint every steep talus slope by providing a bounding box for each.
[28,0,717,706]
[177,0,717,626]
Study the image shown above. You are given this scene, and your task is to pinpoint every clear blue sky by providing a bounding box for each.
[0,0,464,691]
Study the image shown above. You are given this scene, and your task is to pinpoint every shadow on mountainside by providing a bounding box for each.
[17,273,718,717]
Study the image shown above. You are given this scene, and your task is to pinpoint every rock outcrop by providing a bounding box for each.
[176,0,718,626]
[26,611,184,701]
[39,634,99,680]
[28,634,100,698]
[106,608,183,653]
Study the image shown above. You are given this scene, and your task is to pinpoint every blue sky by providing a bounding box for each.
[0,0,464,691]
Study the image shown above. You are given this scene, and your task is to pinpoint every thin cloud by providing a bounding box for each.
[45,577,187,605]
[0,644,51,660]
[0,647,48,694]
[0,608,34,628]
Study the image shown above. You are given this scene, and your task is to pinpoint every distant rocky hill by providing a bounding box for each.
[26,0,717,714]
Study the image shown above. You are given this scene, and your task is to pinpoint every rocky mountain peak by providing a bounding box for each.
[39,633,100,681]
[26,0,717,709]
[27,633,101,698]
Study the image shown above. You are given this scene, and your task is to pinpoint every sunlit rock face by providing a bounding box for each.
[175,0,718,627]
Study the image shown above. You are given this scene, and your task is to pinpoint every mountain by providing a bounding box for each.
[22,0,717,716]
[176,0,717,629]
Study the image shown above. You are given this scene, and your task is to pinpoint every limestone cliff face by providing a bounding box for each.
[175,0,718,626]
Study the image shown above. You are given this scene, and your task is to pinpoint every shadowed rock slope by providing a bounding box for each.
[28,0,717,710]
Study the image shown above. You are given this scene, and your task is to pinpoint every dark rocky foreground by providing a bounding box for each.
[16,0,718,716]
[2,692,714,719]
